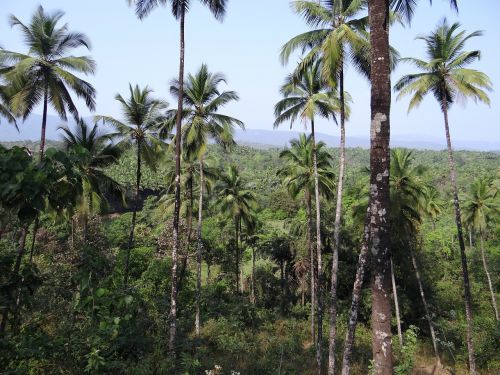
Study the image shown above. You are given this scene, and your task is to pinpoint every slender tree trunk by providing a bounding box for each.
[480,234,498,321]
[29,220,38,263]
[169,7,186,357]
[311,118,323,374]
[251,246,256,305]
[188,174,194,243]
[124,141,141,287]
[239,216,243,293]
[328,60,346,375]
[39,84,49,159]
[195,157,205,336]
[391,257,403,347]
[235,216,240,294]
[368,1,393,373]
[341,208,370,375]
[409,241,441,365]
[442,99,476,374]
[306,191,316,346]
[0,227,28,334]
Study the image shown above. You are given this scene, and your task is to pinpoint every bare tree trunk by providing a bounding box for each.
[306,191,316,347]
[195,156,205,336]
[311,118,323,374]
[251,246,256,305]
[169,6,185,356]
[480,234,498,321]
[0,227,28,334]
[442,98,476,374]
[124,141,141,287]
[409,242,441,365]
[391,257,403,347]
[368,0,393,373]
[328,60,346,375]
[341,209,370,375]
[235,216,240,294]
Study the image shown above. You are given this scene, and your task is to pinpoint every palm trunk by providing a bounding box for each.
[195,157,205,336]
[251,246,256,305]
[306,191,316,346]
[341,208,370,375]
[169,6,186,357]
[328,59,346,375]
[39,84,49,159]
[239,217,243,293]
[124,141,141,287]
[480,234,498,321]
[0,227,28,334]
[391,257,403,347]
[235,216,240,294]
[311,118,323,374]
[28,219,38,263]
[188,174,194,243]
[442,98,476,373]
[409,241,440,365]
[368,0,393,373]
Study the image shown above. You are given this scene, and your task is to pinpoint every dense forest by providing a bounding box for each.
[0,0,499,374]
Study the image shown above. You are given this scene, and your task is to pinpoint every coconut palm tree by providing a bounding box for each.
[217,165,258,294]
[280,7,368,366]
[128,1,228,352]
[278,133,335,344]
[274,61,339,371]
[394,20,492,373]
[170,63,243,336]
[463,178,499,321]
[59,120,123,244]
[95,84,167,287]
[0,6,96,159]
[0,83,17,128]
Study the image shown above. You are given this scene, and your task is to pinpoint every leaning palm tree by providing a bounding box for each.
[274,61,339,370]
[0,6,96,158]
[463,178,499,321]
[171,63,243,336]
[128,0,228,353]
[217,165,258,294]
[59,120,124,243]
[394,20,492,373]
[95,84,167,287]
[278,133,335,345]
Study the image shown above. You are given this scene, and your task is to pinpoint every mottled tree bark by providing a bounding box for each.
[368,0,393,373]
[442,97,476,374]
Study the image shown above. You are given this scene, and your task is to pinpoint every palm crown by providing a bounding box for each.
[130,0,227,20]
[278,133,335,200]
[0,6,96,121]
[394,19,492,112]
[96,84,167,171]
[170,64,244,159]
[463,178,499,236]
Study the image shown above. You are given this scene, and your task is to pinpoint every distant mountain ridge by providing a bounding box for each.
[1,114,498,151]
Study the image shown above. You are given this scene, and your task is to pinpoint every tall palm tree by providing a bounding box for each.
[362,0,459,372]
[59,120,124,244]
[280,7,368,367]
[389,149,443,365]
[0,6,96,159]
[217,165,258,294]
[128,0,228,353]
[463,178,499,321]
[171,63,243,336]
[278,133,335,345]
[274,61,339,371]
[95,84,167,287]
[395,20,492,373]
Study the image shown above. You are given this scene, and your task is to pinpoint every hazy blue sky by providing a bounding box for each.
[1,0,499,145]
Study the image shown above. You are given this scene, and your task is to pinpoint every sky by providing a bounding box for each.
[1,0,499,145]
